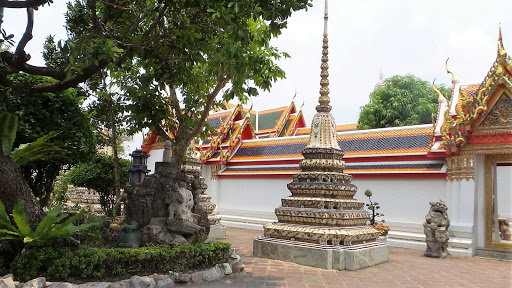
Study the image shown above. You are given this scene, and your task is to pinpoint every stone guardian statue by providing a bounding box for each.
[423,201,450,258]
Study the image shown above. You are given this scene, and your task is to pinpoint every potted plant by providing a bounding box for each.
[364,189,390,243]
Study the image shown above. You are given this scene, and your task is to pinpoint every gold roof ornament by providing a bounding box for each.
[445,58,456,85]
[498,23,507,60]
[432,78,449,136]
[432,79,448,105]
[246,100,254,118]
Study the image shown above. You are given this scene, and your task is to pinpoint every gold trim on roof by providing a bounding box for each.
[440,28,512,153]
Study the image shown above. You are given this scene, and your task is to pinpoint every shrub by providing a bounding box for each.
[11,242,231,281]
[0,200,97,247]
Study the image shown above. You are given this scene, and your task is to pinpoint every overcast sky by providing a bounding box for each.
[3,0,511,126]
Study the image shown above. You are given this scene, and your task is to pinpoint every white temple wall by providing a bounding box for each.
[355,177,474,256]
[213,177,290,229]
[146,149,163,174]
[201,165,220,214]
[352,178,447,229]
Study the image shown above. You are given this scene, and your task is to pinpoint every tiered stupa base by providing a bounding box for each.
[254,235,388,271]
[264,223,379,246]
[182,148,226,240]
[200,194,226,239]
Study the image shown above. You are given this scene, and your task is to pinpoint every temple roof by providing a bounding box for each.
[257,106,289,132]
[295,123,358,136]
[229,125,433,162]
[220,161,445,176]
[430,28,512,156]
[213,125,446,178]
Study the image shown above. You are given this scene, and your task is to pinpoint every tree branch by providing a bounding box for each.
[88,0,102,32]
[14,8,34,63]
[0,0,49,8]
[140,3,167,42]
[191,71,231,137]
[1,51,66,79]
[153,123,172,142]
[30,59,110,92]
[166,84,183,124]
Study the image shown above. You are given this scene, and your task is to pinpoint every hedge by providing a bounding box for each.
[11,242,231,281]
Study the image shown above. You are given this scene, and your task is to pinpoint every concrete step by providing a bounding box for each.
[475,248,512,261]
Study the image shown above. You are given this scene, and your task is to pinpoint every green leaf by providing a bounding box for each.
[11,201,32,237]
[34,204,64,234]
[10,131,63,166]
[0,229,19,236]
[0,111,18,154]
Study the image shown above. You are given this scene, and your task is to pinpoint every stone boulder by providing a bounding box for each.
[192,205,210,243]
[22,278,45,288]
[0,274,15,288]
[141,218,188,246]
[130,276,155,288]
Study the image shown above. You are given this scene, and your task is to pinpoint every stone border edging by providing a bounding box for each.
[1,252,244,288]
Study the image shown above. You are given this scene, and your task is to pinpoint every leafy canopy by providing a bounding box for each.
[67,153,131,217]
[31,0,313,169]
[358,75,452,130]
[1,73,96,207]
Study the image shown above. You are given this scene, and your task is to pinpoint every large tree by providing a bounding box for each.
[3,73,96,207]
[358,75,452,130]
[0,0,313,226]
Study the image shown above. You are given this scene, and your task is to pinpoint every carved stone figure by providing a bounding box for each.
[498,217,512,241]
[424,201,450,258]
[124,159,207,245]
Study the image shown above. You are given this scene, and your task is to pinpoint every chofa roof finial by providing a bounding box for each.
[498,23,507,60]
[445,58,456,84]
[432,78,448,103]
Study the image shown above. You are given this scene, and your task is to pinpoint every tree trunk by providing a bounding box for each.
[113,146,121,203]
[111,117,121,205]
[0,155,44,229]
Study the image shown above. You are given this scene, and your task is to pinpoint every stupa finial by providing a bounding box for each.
[316,0,331,113]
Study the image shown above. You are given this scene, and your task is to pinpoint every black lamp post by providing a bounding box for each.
[128,149,150,184]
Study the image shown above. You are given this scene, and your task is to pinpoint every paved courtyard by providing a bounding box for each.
[189,227,512,288]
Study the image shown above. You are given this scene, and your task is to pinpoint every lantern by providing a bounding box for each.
[128,149,150,184]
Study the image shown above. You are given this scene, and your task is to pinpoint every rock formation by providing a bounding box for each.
[124,142,207,245]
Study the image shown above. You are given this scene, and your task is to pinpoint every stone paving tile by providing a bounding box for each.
[187,227,512,288]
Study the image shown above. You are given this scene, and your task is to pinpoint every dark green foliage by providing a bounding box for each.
[11,242,231,281]
[358,75,452,130]
[0,111,17,154]
[0,200,97,247]
[67,154,131,217]
[2,73,96,207]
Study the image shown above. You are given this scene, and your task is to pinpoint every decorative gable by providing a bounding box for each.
[478,92,512,128]
[435,29,512,155]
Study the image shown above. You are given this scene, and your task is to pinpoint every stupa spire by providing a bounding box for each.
[254,0,387,269]
[307,0,339,149]
[317,0,331,113]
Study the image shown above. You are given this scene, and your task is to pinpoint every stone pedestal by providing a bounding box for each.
[208,224,227,240]
[253,236,388,271]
